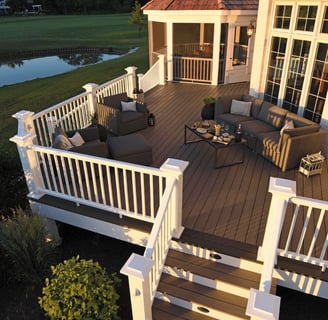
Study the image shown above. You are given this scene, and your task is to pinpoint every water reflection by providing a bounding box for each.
[0,52,120,86]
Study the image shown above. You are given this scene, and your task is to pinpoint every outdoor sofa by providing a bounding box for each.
[214,95,325,171]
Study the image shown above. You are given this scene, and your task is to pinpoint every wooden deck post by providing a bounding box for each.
[160,158,189,239]
[257,177,296,292]
[121,253,154,320]
[82,82,98,117]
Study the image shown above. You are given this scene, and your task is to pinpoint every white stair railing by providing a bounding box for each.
[138,54,166,93]
[121,159,188,320]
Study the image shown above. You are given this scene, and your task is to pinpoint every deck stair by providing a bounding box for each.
[152,229,277,320]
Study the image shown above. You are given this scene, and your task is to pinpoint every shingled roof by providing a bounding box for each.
[142,0,259,11]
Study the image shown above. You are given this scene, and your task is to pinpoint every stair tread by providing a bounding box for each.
[153,299,218,320]
[158,273,249,319]
[166,250,262,289]
[178,228,258,261]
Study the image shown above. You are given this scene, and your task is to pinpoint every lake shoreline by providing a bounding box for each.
[0,47,127,62]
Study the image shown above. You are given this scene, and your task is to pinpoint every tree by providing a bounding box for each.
[129,0,145,37]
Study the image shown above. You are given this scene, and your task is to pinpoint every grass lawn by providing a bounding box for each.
[0,14,149,156]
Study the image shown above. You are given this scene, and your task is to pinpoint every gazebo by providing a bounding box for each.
[142,0,258,85]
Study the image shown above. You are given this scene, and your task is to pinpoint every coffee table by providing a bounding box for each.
[184,124,246,169]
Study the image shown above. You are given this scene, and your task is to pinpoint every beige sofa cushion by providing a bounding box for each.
[230,99,252,117]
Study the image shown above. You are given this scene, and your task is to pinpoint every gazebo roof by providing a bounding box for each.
[142,0,259,11]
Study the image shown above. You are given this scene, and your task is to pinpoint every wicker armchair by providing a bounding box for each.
[97,92,149,135]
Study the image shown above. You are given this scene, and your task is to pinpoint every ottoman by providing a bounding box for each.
[108,133,153,165]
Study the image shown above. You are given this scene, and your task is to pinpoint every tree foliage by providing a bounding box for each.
[7,0,149,14]
[129,1,146,37]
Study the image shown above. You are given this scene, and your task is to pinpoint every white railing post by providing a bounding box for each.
[10,110,44,199]
[121,253,154,320]
[246,177,296,320]
[82,82,98,117]
[125,66,138,96]
[257,177,296,292]
[10,110,62,245]
[160,158,189,238]
[158,54,166,85]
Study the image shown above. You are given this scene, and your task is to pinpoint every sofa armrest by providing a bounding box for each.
[136,101,148,113]
[279,129,325,171]
[97,103,121,132]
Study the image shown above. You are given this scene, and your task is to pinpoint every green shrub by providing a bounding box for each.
[39,255,121,320]
[0,153,28,216]
[0,208,56,284]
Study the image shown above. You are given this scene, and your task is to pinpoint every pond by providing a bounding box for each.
[0,52,121,87]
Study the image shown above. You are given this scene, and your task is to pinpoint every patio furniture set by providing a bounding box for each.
[52,90,325,172]
[212,94,325,172]
[52,92,153,166]
[184,93,325,172]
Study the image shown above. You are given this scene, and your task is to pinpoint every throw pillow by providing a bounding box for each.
[280,120,294,136]
[53,134,73,150]
[69,131,85,147]
[54,126,69,139]
[121,101,137,112]
[230,99,252,117]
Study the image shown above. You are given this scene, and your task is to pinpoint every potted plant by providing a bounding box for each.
[203,96,216,106]
[201,96,216,120]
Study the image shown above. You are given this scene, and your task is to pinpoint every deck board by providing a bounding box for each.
[140,82,328,249]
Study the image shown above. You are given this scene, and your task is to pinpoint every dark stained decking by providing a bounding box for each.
[140,82,328,248]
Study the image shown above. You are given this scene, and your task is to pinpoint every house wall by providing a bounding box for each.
[250,0,328,156]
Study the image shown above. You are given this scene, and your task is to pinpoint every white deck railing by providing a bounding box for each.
[31,145,170,221]
[247,177,328,319]
[32,68,135,147]
[173,56,212,83]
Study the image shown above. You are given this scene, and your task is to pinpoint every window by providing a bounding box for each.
[296,6,317,32]
[322,7,328,33]
[283,40,311,113]
[264,37,288,104]
[304,43,328,123]
[274,5,292,29]
[232,26,248,66]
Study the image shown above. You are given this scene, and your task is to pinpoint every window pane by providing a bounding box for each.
[322,7,328,33]
[233,26,248,66]
[283,40,311,113]
[264,37,287,103]
[304,43,328,123]
[274,5,292,29]
[296,6,317,31]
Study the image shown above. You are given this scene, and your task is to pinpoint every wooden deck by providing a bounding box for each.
[139,82,328,248]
